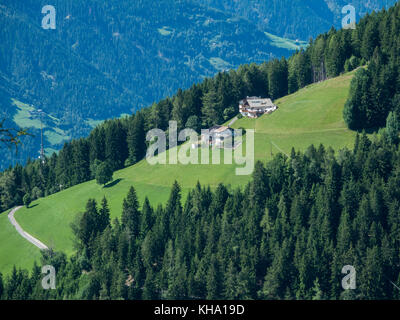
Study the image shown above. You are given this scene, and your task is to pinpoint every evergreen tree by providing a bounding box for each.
[95,161,113,186]
[201,85,223,127]
[23,193,31,208]
[99,197,111,232]
[127,112,146,165]
[386,111,400,144]
[121,186,140,238]
[105,121,127,170]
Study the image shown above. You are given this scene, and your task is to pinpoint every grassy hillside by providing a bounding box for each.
[0,212,42,275]
[231,71,357,159]
[264,32,308,51]
[0,71,357,275]
[0,0,294,170]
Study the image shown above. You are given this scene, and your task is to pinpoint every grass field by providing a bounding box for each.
[264,32,308,51]
[0,71,357,275]
[0,211,42,275]
[231,72,357,158]
[12,99,43,130]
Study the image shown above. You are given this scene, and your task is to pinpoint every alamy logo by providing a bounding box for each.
[341,265,356,290]
[146,121,255,175]
[42,5,56,30]
[41,265,56,290]
[342,5,356,30]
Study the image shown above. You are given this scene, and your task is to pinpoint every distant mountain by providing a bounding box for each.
[0,0,295,169]
[195,0,398,39]
[2,0,396,170]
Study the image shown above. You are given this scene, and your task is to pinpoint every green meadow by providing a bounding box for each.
[264,32,308,51]
[0,71,357,275]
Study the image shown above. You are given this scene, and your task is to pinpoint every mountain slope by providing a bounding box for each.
[0,70,357,275]
[195,0,399,39]
[0,0,294,170]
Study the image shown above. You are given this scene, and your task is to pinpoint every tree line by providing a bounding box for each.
[2,3,400,215]
[1,132,400,300]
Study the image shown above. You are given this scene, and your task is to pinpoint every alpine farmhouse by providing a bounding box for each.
[239,96,278,118]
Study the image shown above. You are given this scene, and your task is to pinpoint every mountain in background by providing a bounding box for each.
[195,0,398,39]
[0,0,298,169]
[0,0,397,169]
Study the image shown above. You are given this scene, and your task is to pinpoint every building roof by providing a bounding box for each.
[247,98,275,109]
[202,126,233,138]
[240,96,276,110]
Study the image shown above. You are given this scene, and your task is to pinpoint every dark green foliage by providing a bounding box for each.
[2,2,400,301]
[343,5,400,130]
[5,3,400,212]
[185,115,201,133]
[95,161,113,186]
[121,187,140,238]
[202,86,223,127]
[268,58,288,99]
[194,0,397,40]
[127,113,146,166]
[385,111,400,144]
[343,68,371,130]
[0,0,297,171]
[23,193,31,208]
[3,132,400,300]
[344,56,360,72]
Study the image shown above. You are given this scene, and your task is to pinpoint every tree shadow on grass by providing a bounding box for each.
[104,178,123,188]
[27,204,38,209]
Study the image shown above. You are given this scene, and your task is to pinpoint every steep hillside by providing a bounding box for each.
[0,71,357,275]
[0,0,294,170]
[196,0,398,39]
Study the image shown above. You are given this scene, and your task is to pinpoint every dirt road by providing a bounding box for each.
[8,206,49,250]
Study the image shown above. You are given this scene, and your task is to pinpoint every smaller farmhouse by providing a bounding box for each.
[200,125,235,148]
[239,96,277,118]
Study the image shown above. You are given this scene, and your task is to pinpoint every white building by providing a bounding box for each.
[200,125,235,148]
[239,96,278,118]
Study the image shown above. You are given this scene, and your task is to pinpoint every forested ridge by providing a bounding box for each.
[1,132,400,300]
[195,0,398,40]
[1,2,400,301]
[2,3,400,214]
[1,1,396,170]
[0,0,293,170]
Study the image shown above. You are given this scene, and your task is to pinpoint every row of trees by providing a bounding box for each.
[2,3,400,213]
[1,132,400,300]
[343,5,400,130]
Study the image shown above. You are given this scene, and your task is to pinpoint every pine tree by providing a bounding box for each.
[166,181,182,238]
[171,89,187,129]
[206,255,221,300]
[127,112,146,165]
[361,18,379,60]
[77,199,99,249]
[140,197,154,239]
[121,186,140,238]
[311,278,324,300]
[99,196,111,232]
[105,121,127,170]
[268,58,288,99]
[223,261,237,299]
[95,161,113,186]
[201,85,223,127]
[386,111,400,144]
[142,267,159,300]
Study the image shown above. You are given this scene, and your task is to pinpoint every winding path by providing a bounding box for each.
[8,206,49,250]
